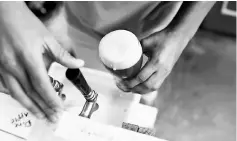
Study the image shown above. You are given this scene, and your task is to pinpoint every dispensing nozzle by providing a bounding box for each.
[66,68,99,118]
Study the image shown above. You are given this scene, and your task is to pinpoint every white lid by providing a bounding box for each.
[99,30,142,70]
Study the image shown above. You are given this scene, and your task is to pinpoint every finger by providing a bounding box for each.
[0,60,57,121]
[42,52,53,71]
[132,64,170,94]
[0,73,9,94]
[113,76,131,92]
[150,64,170,89]
[140,34,158,51]
[116,81,131,92]
[131,71,158,94]
[8,61,59,122]
[21,51,63,114]
[29,90,58,122]
[131,84,150,94]
[69,48,77,58]
[43,37,84,68]
[2,72,45,119]
[122,59,157,89]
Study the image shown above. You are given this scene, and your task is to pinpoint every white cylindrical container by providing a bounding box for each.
[99,30,143,79]
[99,30,158,135]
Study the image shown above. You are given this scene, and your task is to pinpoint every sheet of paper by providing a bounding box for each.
[54,112,167,141]
[0,93,36,140]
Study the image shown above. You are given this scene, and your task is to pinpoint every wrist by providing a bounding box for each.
[163,28,191,51]
[164,2,215,45]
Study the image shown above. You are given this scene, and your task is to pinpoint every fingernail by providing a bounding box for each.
[53,107,64,119]
[35,113,45,119]
[75,59,85,67]
[49,115,59,123]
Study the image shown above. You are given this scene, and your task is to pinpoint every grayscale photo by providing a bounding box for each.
[0,1,236,141]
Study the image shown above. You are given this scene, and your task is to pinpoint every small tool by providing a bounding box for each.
[66,68,99,118]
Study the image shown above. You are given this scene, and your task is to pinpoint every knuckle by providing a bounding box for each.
[164,65,171,73]
[27,107,41,116]
[144,81,157,91]
[0,56,17,70]
[163,67,171,77]
[148,60,159,72]
[58,46,66,56]
[160,63,171,73]
[19,50,39,65]
[152,57,160,65]
[59,49,66,58]
[151,86,158,91]
[19,41,42,60]
[32,82,48,96]
[33,81,44,91]
[46,99,58,108]
[136,74,147,82]
[25,89,35,97]
[20,98,34,111]
[0,53,6,65]
[25,51,39,62]
[154,83,161,90]
[42,107,54,115]
[56,47,68,60]
[154,80,163,89]
[116,82,130,92]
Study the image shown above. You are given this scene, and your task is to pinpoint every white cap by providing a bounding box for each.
[99,30,142,70]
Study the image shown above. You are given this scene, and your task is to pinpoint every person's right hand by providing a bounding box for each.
[0,2,84,122]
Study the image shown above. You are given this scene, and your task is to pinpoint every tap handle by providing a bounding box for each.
[66,68,92,96]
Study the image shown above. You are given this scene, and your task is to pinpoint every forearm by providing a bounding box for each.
[0,2,31,23]
[0,2,27,14]
[168,1,216,43]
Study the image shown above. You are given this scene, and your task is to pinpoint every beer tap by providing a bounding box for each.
[66,68,99,119]
[49,69,99,119]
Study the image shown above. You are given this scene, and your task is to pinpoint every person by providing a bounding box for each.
[0,1,215,122]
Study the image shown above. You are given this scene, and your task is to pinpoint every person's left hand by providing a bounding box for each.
[117,30,190,94]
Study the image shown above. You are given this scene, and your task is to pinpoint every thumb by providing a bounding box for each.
[141,31,168,49]
[141,37,154,48]
[140,34,159,58]
[44,37,84,68]
[141,34,157,48]
[140,34,159,52]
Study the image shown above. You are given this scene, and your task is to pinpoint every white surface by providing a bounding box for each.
[99,30,142,70]
[124,103,158,128]
[48,63,144,126]
[53,112,166,141]
[0,130,24,141]
[0,63,160,141]
[0,93,36,141]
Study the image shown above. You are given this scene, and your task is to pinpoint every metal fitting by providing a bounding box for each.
[79,90,99,118]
